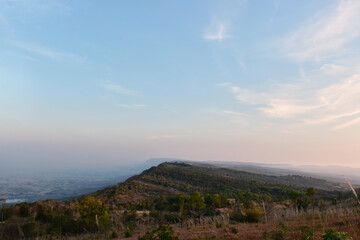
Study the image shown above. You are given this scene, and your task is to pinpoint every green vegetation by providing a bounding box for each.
[0,162,357,239]
[0,197,111,239]
[78,196,112,232]
[94,163,347,207]
[139,224,179,240]
[322,228,352,240]
[124,226,133,238]
[300,226,314,240]
[110,230,118,238]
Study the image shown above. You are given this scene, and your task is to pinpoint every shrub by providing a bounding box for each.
[300,226,314,240]
[17,202,30,217]
[244,202,265,223]
[230,211,244,223]
[22,222,37,238]
[164,213,181,223]
[268,229,285,240]
[231,227,238,234]
[150,210,162,222]
[322,228,352,240]
[111,230,118,238]
[138,224,179,240]
[337,220,347,226]
[215,221,222,228]
[3,222,24,240]
[267,222,287,240]
[124,227,133,238]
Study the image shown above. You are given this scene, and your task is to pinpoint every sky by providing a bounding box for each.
[1,0,360,170]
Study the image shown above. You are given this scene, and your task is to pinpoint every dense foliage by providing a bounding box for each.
[0,197,111,239]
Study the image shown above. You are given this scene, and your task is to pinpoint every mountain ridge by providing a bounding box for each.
[93,162,349,206]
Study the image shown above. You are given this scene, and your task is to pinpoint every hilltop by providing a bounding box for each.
[1,161,358,240]
[93,162,348,206]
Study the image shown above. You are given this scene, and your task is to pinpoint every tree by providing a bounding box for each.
[289,191,300,210]
[17,202,30,217]
[177,194,189,217]
[244,202,265,223]
[77,196,112,232]
[306,187,316,199]
[210,194,221,209]
[306,187,316,213]
[189,192,205,211]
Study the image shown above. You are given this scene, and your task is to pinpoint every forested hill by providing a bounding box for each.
[93,162,348,205]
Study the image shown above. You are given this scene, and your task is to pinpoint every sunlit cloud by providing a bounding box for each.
[222,72,360,131]
[283,0,360,61]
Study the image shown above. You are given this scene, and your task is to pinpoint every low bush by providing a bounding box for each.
[322,228,352,240]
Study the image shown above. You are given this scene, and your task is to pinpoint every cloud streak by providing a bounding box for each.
[204,23,226,41]
[283,0,360,61]
[11,41,86,63]
[223,72,360,131]
[103,83,140,97]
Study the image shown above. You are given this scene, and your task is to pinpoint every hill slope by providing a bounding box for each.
[93,162,348,205]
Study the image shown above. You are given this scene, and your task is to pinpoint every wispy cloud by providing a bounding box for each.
[234,0,360,131]
[216,82,231,87]
[11,41,86,63]
[222,72,360,131]
[305,110,360,125]
[204,23,226,41]
[203,0,246,42]
[116,104,146,109]
[332,116,360,131]
[204,107,248,120]
[283,0,360,61]
[103,83,140,97]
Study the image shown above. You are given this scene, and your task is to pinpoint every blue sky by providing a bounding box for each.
[1,0,360,169]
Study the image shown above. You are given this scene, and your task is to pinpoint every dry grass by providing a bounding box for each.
[17,203,360,239]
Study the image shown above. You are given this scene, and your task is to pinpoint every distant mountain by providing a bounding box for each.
[93,162,348,205]
[147,158,360,186]
[199,161,360,186]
